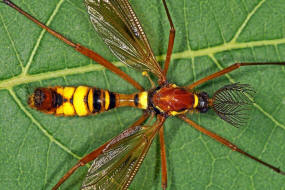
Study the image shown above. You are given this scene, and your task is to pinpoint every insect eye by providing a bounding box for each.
[197,92,209,113]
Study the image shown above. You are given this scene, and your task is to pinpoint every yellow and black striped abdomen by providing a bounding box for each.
[28,86,148,116]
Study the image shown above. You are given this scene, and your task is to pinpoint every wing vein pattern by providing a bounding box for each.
[85,0,163,77]
[81,124,158,190]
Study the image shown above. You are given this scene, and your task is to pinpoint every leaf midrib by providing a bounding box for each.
[1,36,285,89]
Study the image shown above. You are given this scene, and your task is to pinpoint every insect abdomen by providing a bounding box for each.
[28,86,148,116]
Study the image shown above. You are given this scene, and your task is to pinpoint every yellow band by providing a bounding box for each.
[74,86,89,116]
[63,102,75,116]
[193,94,199,108]
[104,91,110,110]
[88,89,94,113]
[63,87,75,99]
[138,92,148,109]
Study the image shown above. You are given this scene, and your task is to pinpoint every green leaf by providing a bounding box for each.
[1,0,285,190]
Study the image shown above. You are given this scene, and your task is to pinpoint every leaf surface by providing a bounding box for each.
[0,0,285,190]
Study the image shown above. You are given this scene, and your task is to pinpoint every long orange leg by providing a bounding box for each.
[52,112,150,190]
[159,126,167,190]
[186,62,285,89]
[3,0,144,91]
[179,115,285,175]
[162,0,176,78]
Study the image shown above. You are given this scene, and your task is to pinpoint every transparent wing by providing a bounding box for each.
[81,124,159,190]
[85,0,163,78]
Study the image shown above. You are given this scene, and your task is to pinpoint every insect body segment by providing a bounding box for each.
[29,84,209,118]
[28,86,148,116]
[149,84,202,116]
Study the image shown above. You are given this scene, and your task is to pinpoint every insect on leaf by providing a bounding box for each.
[0,0,285,190]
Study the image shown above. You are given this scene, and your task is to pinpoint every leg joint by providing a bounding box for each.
[233,63,241,68]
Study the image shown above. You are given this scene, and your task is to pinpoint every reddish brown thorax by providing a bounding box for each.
[151,84,195,115]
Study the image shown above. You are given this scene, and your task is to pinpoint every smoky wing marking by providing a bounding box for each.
[85,0,163,78]
[81,124,158,190]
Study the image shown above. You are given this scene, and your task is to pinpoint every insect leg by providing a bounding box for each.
[159,126,168,190]
[162,0,176,79]
[2,0,144,91]
[52,112,150,190]
[179,115,285,176]
[186,62,285,89]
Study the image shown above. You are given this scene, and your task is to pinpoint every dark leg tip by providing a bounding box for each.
[2,0,13,6]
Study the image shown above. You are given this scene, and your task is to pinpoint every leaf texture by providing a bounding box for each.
[0,0,285,190]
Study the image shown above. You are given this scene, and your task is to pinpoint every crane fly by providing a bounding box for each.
[2,0,285,189]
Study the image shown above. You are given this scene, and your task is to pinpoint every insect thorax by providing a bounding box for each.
[148,84,207,116]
